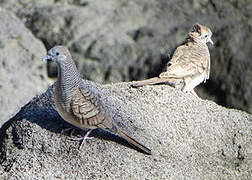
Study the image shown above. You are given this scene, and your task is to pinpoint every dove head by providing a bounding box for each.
[43,46,72,64]
[189,23,213,45]
[43,45,81,94]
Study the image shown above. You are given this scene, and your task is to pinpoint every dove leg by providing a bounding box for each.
[69,129,94,149]
[79,129,93,149]
[182,82,201,99]
[190,89,201,99]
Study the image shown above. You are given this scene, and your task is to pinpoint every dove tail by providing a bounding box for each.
[131,77,168,87]
[117,130,152,155]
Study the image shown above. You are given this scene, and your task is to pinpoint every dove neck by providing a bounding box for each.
[187,34,207,46]
[187,37,207,48]
[56,60,81,102]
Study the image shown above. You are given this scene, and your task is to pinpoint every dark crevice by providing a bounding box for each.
[127,27,154,42]
[232,133,237,145]
[104,67,111,81]
[209,0,217,11]
[3,158,15,172]
[11,127,24,150]
[221,149,226,157]
[85,40,96,57]
[128,66,136,80]
[237,145,245,161]
[84,40,101,62]
[232,132,245,164]
[40,38,52,50]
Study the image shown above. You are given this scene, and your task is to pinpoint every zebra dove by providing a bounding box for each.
[43,46,151,155]
[132,23,213,96]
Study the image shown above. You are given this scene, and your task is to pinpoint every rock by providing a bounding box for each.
[0,8,50,127]
[0,0,251,113]
[0,82,251,179]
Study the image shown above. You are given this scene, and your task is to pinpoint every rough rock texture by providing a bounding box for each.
[0,8,50,127]
[0,82,251,179]
[0,0,252,114]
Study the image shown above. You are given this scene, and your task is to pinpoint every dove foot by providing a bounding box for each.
[69,129,94,149]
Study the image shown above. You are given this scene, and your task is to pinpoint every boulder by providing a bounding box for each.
[0,0,251,113]
[0,8,50,127]
[0,82,251,179]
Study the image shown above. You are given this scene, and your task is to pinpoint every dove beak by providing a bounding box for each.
[43,55,52,62]
[43,48,54,61]
[208,38,214,45]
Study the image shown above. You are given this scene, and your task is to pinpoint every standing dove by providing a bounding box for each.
[132,23,213,96]
[43,46,151,155]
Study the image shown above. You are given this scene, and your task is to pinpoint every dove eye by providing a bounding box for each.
[204,35,208,38]
[56,52,60,56]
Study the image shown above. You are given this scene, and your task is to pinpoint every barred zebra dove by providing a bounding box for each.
[43,46,151,155]
[132,23,213,96]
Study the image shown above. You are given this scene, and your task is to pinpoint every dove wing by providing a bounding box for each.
[70,87,112,129]
[160,42,209,79]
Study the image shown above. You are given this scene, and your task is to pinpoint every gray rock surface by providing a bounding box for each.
[0,8,50,127]
[0,82,251,179]
[1,0,252,114]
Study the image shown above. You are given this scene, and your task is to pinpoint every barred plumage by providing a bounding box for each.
[43,45,151,155]
[132,23,213,97]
